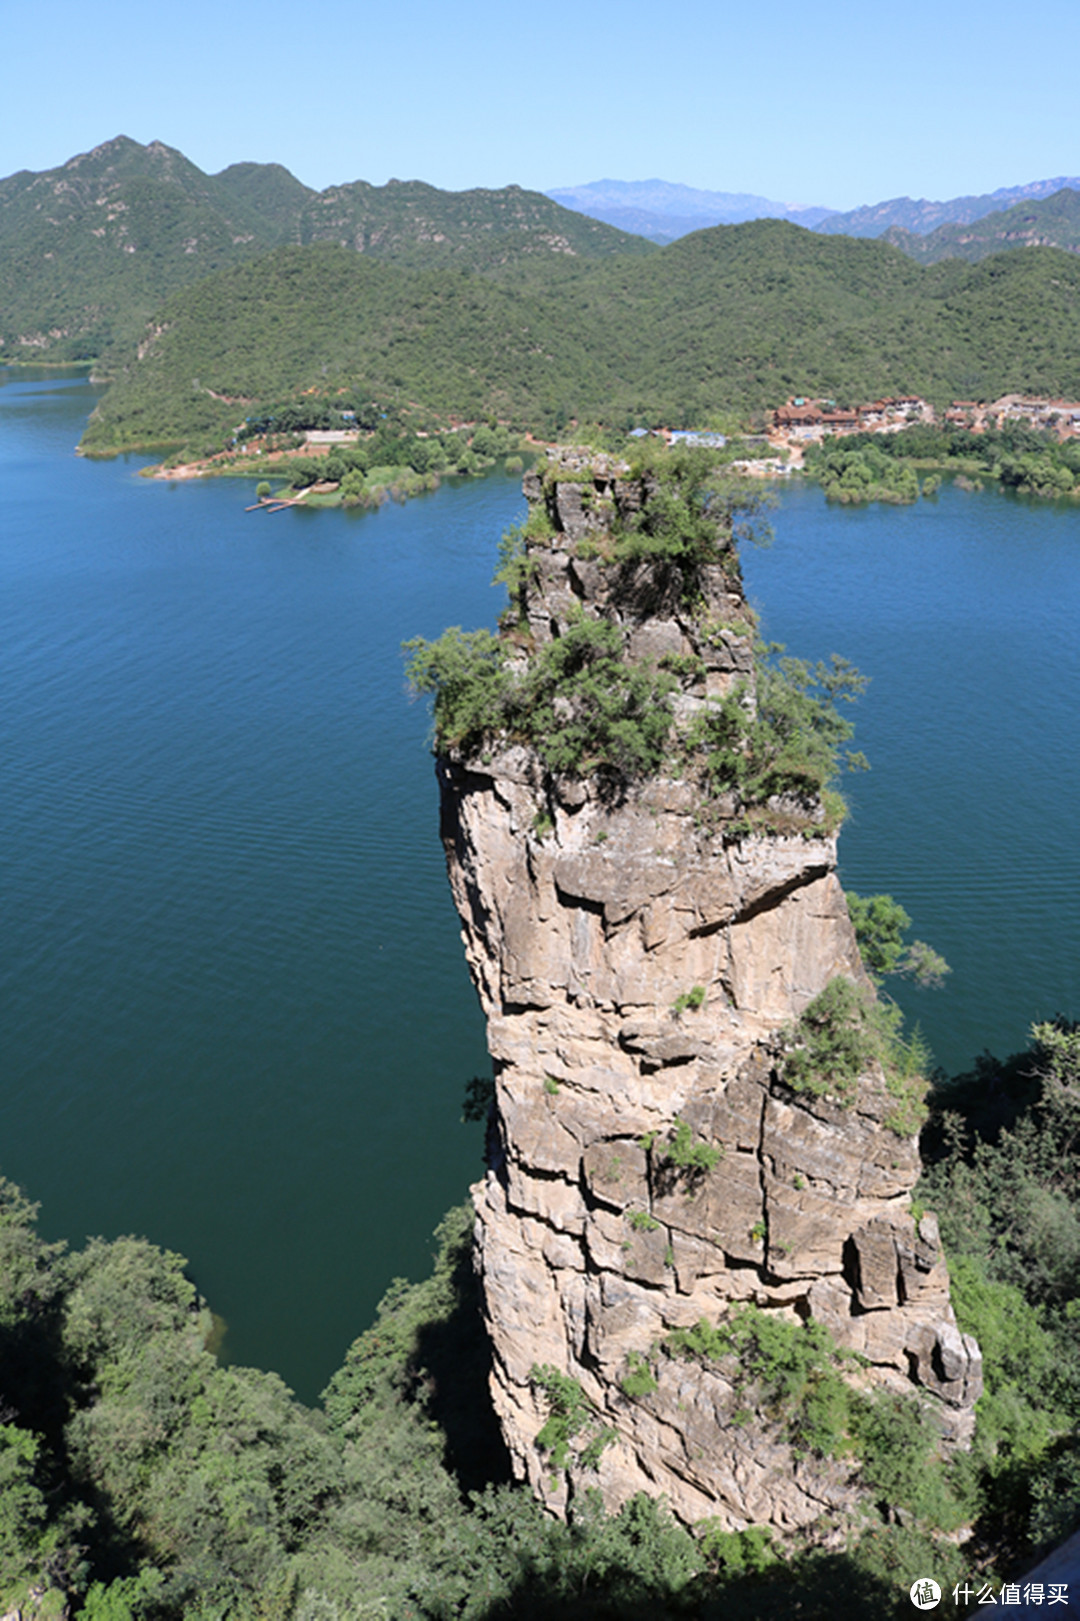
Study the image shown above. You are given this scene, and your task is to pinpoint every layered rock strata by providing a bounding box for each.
[437,453,981,1531]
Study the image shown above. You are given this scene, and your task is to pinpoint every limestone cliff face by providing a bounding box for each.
[437,454,981,1532]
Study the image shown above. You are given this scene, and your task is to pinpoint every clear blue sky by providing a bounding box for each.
[3,0,1078,208]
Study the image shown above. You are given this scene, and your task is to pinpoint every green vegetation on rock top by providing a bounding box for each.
[405,450,867,830]
[779,975,931,1135]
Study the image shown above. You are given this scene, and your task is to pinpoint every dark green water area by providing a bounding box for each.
[2,368,1078,1404]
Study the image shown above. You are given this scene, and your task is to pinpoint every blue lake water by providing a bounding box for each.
[2,368,1078,1401]
[743,480,1080,1079]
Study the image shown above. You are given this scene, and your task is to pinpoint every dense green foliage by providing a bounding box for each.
[519,616,677,781]
[688,651,867,830]
[805,442,923,504]
[406,612,680,788]
[847,892,950,987]
[406,633,865,830]
[780,976,930,1134]
[2,1191,708,1621]
[0,138,648,367]
[78,221,1080,452]
[0,1181,941,1620]
[809,421,1080,501]
[920,1022,1080,1560]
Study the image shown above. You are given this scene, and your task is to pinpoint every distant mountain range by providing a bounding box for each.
[819,176,1080,237]
[880,187,1080,265]
[544,180,837,242]
[548,176,1080,245]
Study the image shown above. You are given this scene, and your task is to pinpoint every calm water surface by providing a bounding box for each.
[1,371,500,1400]
[2,370,1078,1399]
[743,480,1080,1078]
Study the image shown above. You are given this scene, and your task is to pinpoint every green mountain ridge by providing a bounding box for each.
[10,138,1080,457]
[0,137,306,361]
[297,176,655,269]
[882,187,1080,265]
[82,222,1080,454]
[0,136,653,365]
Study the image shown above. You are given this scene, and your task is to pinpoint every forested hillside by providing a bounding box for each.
[0,139,306,362]
[10,139,1080,450]
[80,226,1080,455]
[883,188,1080,265]
[0,138,651,365]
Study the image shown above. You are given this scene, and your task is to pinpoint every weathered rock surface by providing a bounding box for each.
[437,453,981,1532]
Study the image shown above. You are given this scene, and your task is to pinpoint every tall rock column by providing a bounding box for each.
[435,452,981,1531]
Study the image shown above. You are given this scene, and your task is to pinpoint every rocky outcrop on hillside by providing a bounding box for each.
[435,452,981,1531]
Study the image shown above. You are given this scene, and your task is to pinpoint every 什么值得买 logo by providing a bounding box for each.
[910,1578,941,1610]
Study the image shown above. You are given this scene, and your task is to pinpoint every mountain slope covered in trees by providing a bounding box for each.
[81,225,1080,455]
[0,138,653,365]
[0,138,306,362]
[882,188,1080,265]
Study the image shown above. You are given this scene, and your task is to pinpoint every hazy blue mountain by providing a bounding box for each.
[818,177,1080,237]
[880,188,1080,265]
[550,175,1080,245]
[546,179,837,241]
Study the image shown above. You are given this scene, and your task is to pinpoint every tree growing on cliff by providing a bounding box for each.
[404,612,679,785]
[688,649,868,831]
[847,892,950,988]
[611,445,773,592]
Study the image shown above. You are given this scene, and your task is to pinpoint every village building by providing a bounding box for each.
[771,393,933,447]
[945,401,983,427]
[770,389,1080,453]
[819,409,860,433]
[984,395,1080,437]
[667,429,728,448]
